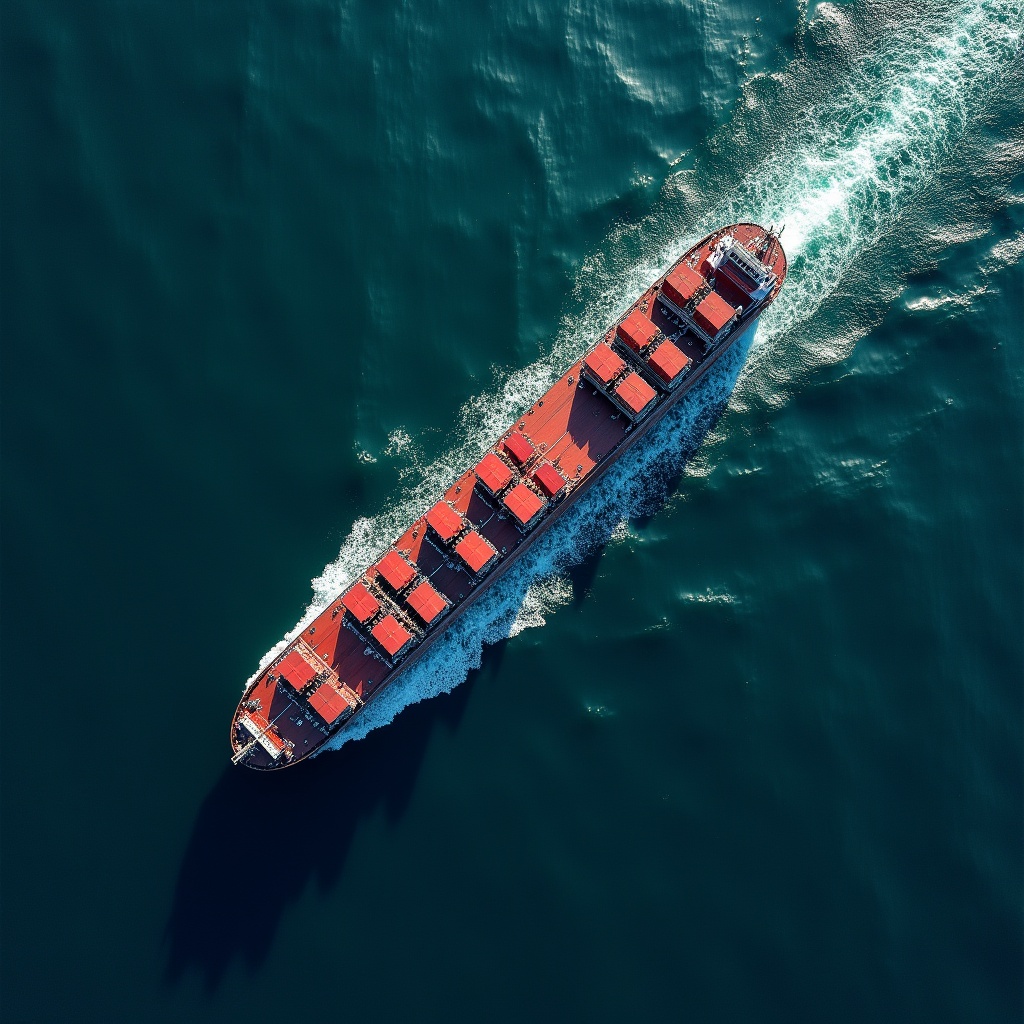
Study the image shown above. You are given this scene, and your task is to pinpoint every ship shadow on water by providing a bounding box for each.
[162,653,503,992]
[163,325,757,991]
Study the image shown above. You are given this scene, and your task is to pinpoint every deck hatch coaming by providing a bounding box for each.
[375,550,416,592]
[531,461,566,498]
[455,529,499,575]
[371,614,414,658]
[583,343,626,387]
[502,482,546,529]
[342,581,380,624]
[425,500,463,544]
[475,452,515,495]
[647,340,691,385]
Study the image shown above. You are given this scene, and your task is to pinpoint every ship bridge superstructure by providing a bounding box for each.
[707,232,778,301]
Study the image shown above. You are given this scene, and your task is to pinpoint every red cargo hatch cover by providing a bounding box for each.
[406,580,448,624]
[614,372,657,416]
[426,500,462,543]
[308,683,353,725]
[371,614,413,658]
[342,581,380,624]
[475,452,514,494]
[503,482,546,527]
[502,431,535,465]
[583,343,625,386]
[455,530,498,574]
[375,550,416,592]
[647,340,691,383]
[616,310,660,353]
[532,461,566,498]
[277,650,318,691]
[662,264,704,307]
[693,291,737,336]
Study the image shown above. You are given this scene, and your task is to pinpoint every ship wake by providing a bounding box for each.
[248,0,1021,752]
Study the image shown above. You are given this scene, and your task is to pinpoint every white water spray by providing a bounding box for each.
[249,0,1022,749]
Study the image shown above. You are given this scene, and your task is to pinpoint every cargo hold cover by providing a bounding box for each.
[502,482,546,527]
[455,530,498,574]
[375,550,416,592]
[371,614,414,658]
[614,372,657,417]
[475,452,514,495]
[662,264,704,307]
[693,291,737,336]
[532,462,566,498]
[406,580,448,625]
[502,431,535,466]
[583,343,625,387]
[616,310,660,353]
[342,581,380,624]
[647,340,691,384]
[426,501,463,544]
[277,650,318,691]
[308,683,356,725]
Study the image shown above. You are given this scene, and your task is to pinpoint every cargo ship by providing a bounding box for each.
[231,223,787,769]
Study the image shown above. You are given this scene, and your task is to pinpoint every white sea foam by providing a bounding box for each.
[678,588,741,607]
[249,0,1022,748]
[737,0,1022,359]
[590,0,1023,377]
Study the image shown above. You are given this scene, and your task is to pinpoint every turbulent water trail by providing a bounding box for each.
[733,0,1023,355]
[590,0,1023,371]
[249,0,1022,749]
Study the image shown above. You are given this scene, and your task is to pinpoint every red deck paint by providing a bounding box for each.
[502,482,546,527]
[616,309,660,353]
[614,372,657,416]
[502,431,535,465]
[342,581,380,624]
[406,580,448,625]
[455,529,498,574]
[375,550,416,592]
[425,500,463,544]
[647,340,691,383]
[371,614,413,658]
[531,461,566,498]
[583,343,625,386]
[475,452,514,495]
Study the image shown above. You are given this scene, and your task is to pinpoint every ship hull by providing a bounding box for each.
[231,224,787,769]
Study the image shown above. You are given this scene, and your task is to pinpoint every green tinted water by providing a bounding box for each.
[2,1,1021,1020]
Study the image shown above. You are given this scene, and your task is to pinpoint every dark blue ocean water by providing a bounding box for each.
[2,1,1022,1020]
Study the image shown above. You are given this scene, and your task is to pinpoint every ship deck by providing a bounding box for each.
[232,223,787,768]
